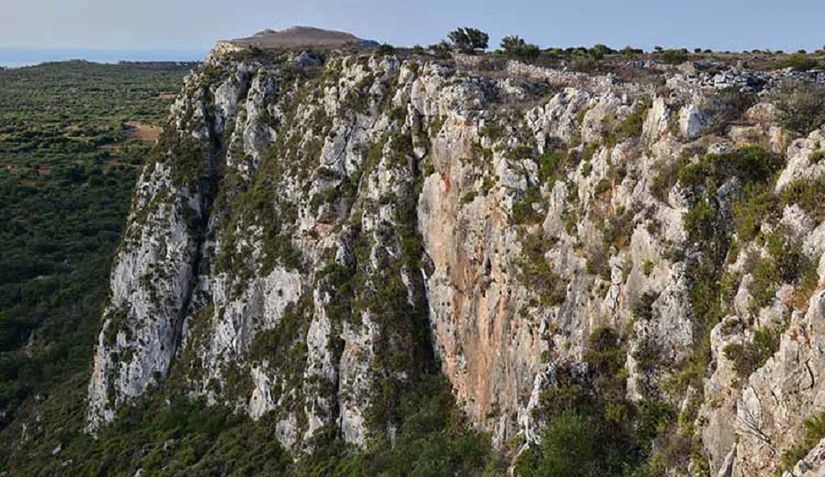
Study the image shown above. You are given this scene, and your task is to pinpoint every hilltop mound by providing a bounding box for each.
[225,26,374,50]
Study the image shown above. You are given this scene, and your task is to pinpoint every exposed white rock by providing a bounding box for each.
[679,104,705,139]
[86,48,825,474]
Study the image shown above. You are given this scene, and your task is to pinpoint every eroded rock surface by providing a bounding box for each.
[87,45,825,474]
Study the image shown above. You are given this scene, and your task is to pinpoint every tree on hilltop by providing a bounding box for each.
[448,27,489,53]
[500,35,540,59]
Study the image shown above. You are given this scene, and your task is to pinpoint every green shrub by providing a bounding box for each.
[594,178,612,195]
[659,49,689,64]
[300,374,499,476]
[428,41,453,59]
[765,228,811,284]
[632,292,659,321]
[519,231,567,306]
[774,82,825,135]
[537,149,569,185]
[747,253,779,310]
[479,122,504,141]
[780,413,825,473]
[684,200,717,241]
[678,147,782,192]
[511,186,544,224]
[650,153,691,202]
[781,176,825,222]
[447,27,489,53]
[517,412,615,477]
[705,87,757,134]
[723,326,782,378]
[632,337,666,400]
[620,46,644,56]
[375,43,396,56]
[602,207,634,250]
[569,56,598,73]
[580,160,593,177]
[605,98,649,146]
[589,44,615,59]
[500,35,541,59]
[732,184,775,242]
[772,54,821,71]
[517,327,673,476]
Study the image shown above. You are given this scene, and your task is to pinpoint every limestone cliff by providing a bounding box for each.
[86,43,825,475]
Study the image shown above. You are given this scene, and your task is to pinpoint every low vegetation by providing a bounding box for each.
[516,327,675,476]
[780,413,825,473]
[723,326,782,378]
[774,82,825,135]
[704,87,757,134]
[500,35,541,59]
[772,53,822,71]
[781,176,825,222]
[0,61,190,430]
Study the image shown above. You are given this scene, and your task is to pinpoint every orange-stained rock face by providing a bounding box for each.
[88,40,825,474]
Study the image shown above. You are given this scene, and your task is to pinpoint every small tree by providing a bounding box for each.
[589,44,614,60]
[376,43,396,56]
[428,40,453,59]
[448,27,489,53]
[500,35,540,59]
[660,48,689,64]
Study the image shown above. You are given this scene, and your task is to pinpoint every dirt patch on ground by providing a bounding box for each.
[124,122,161,143]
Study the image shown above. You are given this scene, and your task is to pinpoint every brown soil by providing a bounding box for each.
[124,122,161,143]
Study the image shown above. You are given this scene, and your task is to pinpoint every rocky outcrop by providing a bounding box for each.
[87,43,825,474]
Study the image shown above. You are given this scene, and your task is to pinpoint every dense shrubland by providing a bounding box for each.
[0,60,190,458]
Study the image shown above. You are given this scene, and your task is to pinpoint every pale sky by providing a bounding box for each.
[2,0,824,53]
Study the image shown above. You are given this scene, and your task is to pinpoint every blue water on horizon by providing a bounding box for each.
[0,48,207,68]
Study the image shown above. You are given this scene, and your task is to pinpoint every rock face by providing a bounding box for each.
[87,43,825,474]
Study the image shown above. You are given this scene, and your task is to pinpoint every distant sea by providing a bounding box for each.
[0,48,206,68]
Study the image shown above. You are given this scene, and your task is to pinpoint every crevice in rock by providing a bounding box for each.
[168,82,252,375]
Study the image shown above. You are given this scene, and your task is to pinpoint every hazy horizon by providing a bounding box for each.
[3,0,825,56]
[0,47,206,68]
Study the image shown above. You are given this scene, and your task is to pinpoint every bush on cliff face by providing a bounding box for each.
[723,326,782,378]
[705,87,757,134]
[295,374,500,476]
[780,413,825,473]
[774,82,825,135]
[678,146,782,192]
[781,176,825,222]
[731,184,775,242]
[659,146,785,473]
[516,327,674,477]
